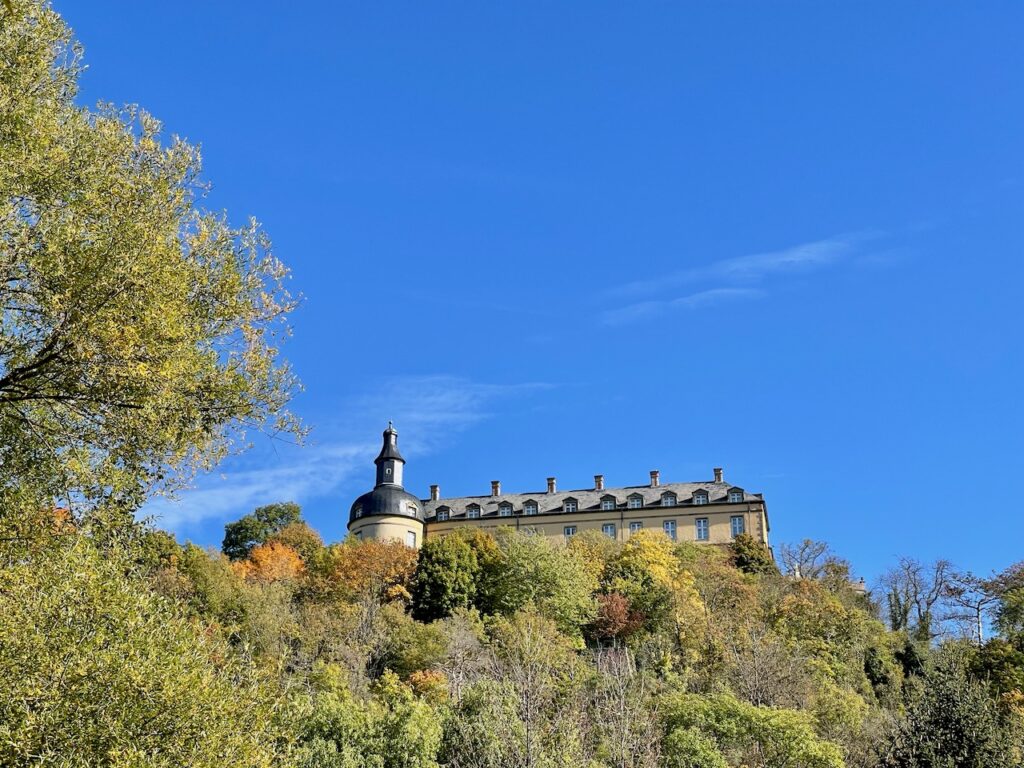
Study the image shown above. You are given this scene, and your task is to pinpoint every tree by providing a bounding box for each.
[878,558,952,642]
[222,502,302,560]
[305,538,419,604]
[268,521,324,562]
[0,532,284,767]
[236,540,305,583]
[411,531,482,621]
[0,0,300,523]
[882,646,1014,768]
[730,534,780,576]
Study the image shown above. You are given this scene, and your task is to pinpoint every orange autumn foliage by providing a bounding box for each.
[234,541,305,583]
[307,539,418,602]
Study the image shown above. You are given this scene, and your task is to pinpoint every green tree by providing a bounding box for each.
[223,502,302,560]
[0,0,300,524]
[411,530,481,621]
[883,646,1015,768]
[730,534,780,577]
[0,533,284,767]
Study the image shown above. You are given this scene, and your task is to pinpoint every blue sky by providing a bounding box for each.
[68,2,1023,582]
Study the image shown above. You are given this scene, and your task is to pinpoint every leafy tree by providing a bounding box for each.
[477,529,597,633]
[236,540,305,583]
[305,538,419,604]
[0,533,283,767]
[411,531,482,621]
[730,534,780,576]
[0,0,300,523]
[223,502,302,560]
[662,692,845,768]
[883,646,1014,768]
[269,521,324,562]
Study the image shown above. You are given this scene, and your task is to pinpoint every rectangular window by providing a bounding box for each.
[629,521,643,533]
[524,504,538,515]
[564,526,577,538]
[437,510,449,522]
[694,495,708,505]
[499,507,512,517]
[602,523,616,538]
[695,517,709,541]
[565,501,578,513]
[661,496,676,507]
[729,491,743,503]
[730,515,745,538]
[628,497,643,509]
[405,531,417,548]
[467,508,480,519]
[663,520,677,541]
[601,499,616,511]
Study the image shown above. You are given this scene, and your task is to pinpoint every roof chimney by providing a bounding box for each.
[714,467,723,483]
[491,480,501,497]
[429,484,440,501]
[594,474,604,491]
[547,477,556,494]
[650,470,660,487]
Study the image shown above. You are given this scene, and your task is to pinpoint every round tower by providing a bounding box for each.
[347,423,425,548]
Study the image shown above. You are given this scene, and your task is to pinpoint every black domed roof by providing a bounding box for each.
[349,484,423,526]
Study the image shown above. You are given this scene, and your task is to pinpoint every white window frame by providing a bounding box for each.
[730,515,745,538]
[629,521,643,533]
[729,491,744,503]
[437,510,449,522]
[661,495,676,507]
[405,530,417,548]
[693,493,709,506]
[499,505,512,517]
[564,500,578,513]
[564,525,577,538]
[695,517,709,541]
[627,496,643,509]
[663,519,677,541]
[524,503,538,516]
[467,507,481,519]
[602,523,616,538]
[601,498,616,511]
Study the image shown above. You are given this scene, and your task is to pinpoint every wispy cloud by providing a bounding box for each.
[604,231,880,326]
[142,375,550,535]
[602,288,763,327]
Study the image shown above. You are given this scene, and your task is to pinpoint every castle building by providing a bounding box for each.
[347,424,771,550]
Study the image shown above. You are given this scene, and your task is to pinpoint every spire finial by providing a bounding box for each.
[388,419,393,430]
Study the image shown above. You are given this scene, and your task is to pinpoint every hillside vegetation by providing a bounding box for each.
[4,506,1024,768]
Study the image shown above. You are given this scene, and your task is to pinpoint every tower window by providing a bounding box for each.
[405,530,417,548]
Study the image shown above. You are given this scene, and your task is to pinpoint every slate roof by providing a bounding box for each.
[422,480,762,520]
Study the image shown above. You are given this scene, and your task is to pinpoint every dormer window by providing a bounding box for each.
[407,503,418,516]
[728,487,745,503]
[693,490,709,505]
[600,495,617,511]
[524,501,538,516]
[627,494,644,509]
[564,497,578,513]
[661,493,677,507]
[436,508,449,522]
[353,505,363,518]
[467,505,481,519]
[499,503,513,517]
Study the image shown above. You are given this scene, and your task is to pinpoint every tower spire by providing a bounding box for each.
[374,422,405,487]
